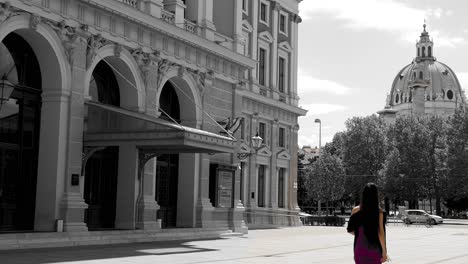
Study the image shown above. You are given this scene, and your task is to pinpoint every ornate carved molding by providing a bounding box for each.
[0,1,12,24]
[292,14,302,24]
[29,14,41,30]
[114,43,122,57]
[86,33,107,69]
[132,48,162,86]
[48,20,86,67]
[156,58,177,88]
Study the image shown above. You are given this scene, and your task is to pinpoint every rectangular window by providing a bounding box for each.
[279,14,286,32]
[279,127,285,148]
[260,3,267,22]
[242,0,248,12]
[258,165,265,207]
[258,122,266,141]
[278,168,285,208]
[259,48,266,85]
[278,57,285,93]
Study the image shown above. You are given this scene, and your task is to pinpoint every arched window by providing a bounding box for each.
[428,46,432,57]
[413,72,416,79]
[395,94,400,103]
[422,46,426,57]
[419,71,423,79]
[89,61,120,106]
[160,82,181,123]
[417,48,420,57]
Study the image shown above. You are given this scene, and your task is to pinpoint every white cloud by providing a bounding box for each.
[299,0,463,47]
[457,72,468,90]
[298,70,352,95]
[302,103,347,116]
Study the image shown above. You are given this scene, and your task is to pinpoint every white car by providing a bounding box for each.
[403,210,443,225]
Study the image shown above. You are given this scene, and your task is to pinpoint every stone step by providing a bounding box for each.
[0,228,234,250]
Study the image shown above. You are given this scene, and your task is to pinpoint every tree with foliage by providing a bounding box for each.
[306,150,346,215]
[341,115,388,205]
[446,108,468,211]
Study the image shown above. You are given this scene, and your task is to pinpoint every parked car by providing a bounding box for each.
[403,210,443,225]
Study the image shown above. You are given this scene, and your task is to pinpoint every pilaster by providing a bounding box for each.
[136,157,161,230]
[163,0,186,27]
[289,125,300,212]
[250,0,259,86]
[55,25,89,232]
[196,153,215,227]
[270,2,280,95]
[269,120,279,208]
[185,0,216,41]
[142,0,164,18]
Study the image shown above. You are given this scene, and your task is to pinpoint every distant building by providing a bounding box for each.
[298,145,319,165]
[379,24,466,121]
[0,0,305,238]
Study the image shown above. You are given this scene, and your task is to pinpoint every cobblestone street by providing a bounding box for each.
[1,224,468,264]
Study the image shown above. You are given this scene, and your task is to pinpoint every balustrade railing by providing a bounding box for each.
[184,19,196,34]
[120,0,139,8]
[161,9,175,24]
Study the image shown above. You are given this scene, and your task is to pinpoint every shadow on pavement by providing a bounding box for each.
[0,238,224,264]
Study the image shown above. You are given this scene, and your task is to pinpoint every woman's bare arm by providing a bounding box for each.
[379,212,388,262]
[348,206,360,235]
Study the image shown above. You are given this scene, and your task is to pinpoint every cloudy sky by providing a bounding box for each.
[297,0,468,148]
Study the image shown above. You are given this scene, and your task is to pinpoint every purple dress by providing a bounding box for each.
[347,211,385,264]
[354,226,382,263]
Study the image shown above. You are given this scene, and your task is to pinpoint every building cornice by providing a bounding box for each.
[239,90,307,117]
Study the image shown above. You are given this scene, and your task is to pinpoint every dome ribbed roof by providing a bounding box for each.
[389,59,464,104]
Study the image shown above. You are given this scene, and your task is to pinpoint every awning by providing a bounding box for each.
[83,101,236,154]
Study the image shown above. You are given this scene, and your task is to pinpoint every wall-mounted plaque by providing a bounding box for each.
[216,165,236,208]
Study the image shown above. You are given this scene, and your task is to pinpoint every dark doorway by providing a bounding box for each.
[156,154,179,228]
[84,60,120,230]
[84,147,119,230]
[0,33,42,231]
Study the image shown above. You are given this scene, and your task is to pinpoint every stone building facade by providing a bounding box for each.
[0,0,305,235]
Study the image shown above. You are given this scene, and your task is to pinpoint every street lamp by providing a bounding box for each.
[314,118,321,155]
[314,118,323,216]
[0,75,15,110]
[237,133,263,160]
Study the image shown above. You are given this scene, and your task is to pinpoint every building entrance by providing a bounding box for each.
[156,154,179,228]
[0,33,42,232]
[84,147,119,230]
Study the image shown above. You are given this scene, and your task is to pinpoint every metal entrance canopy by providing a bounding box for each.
[83,101,236,154]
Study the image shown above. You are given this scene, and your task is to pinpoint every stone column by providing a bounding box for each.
[55,27,89,232]
[269,122,279,209]
[229,156,248,233]
[249,0,259,87]
[164,0,186,27]
[196,153,215,227]
[136,156,161,230]
[142,0,164,18]
[185,0,216,40]
[270,2,280,97]
[290,15,301,106]
[289,125,301,224]
[177,153,200,227]
[412,85,427,116]
[115,143,139,229]
[232,0,244,53]
[247,113,258,208]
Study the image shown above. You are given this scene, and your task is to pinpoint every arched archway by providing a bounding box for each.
[84,45,145,112]
[0,15,69,232]
[156,69,201,128]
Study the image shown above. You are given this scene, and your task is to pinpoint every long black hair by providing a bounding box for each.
[360,182,381,247]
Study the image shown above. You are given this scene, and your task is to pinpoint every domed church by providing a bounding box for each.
[378,24,466,121]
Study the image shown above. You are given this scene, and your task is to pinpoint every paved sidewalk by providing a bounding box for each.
[1,225,467,264]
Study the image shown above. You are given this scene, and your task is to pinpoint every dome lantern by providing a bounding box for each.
[416,23,434,60]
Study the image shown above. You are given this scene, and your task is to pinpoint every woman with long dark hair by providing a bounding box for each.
[347,183,388,263]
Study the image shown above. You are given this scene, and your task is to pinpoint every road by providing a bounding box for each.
[1,224,468,264]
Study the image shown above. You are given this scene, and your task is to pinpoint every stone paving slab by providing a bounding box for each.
[0,224,467,264]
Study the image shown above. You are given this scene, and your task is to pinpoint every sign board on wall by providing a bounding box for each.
[216,165,236,208]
